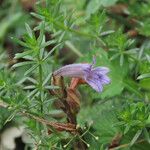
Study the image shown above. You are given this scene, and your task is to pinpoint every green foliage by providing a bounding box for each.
[86,0,119,16]
[117,102,150,133]
[0,0,150,149]
[78,101,120,148]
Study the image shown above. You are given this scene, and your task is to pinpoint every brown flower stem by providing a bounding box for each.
[51,75,87,149]
[20,111,76,132]
[0,100,76,133]
[59,100,87,149]
[23,106,86,149]
[61,98,77,124]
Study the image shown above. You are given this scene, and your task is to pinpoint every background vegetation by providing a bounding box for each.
[0,0,150,149]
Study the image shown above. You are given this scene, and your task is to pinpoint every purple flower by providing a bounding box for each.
[53,61,110,92]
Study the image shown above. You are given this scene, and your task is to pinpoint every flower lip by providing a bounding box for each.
[53,61,110,93]
[84,66,110,92]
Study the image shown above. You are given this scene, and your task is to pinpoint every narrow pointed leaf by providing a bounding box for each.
[25,23,33,38]
[24,85,36,90]
[11,37,29,48]
[137,73,150,80]
[15,51,32,59]
[144,128,150,144]
[42,73,52,86]
[43,43,61,61]
[26,77,38,84]
[44,85,59,90]
[37,22,45,44]
[24,64,38,76]
[27,89,38,98]
[130,130,142,146]
[40,40,56,48]
[12,61,35,68]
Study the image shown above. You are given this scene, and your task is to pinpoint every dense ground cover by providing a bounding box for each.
[0,0,150,149]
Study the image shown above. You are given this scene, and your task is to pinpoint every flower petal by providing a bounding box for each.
[92,67,110,75]
[100,75,111,85]
[85,78,103,92]
[53,62,111,93]
[53,63,91,78]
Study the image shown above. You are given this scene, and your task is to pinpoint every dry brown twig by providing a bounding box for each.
[0,100,76,133]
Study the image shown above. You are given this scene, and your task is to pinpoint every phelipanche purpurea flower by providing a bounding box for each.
[53,60,111,92]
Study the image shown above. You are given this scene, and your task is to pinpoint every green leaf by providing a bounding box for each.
[100,30,114,36]
[86,0,118,17]
[26,77,38,84]
[22,55,34,61]
[12,61,35,68]
[37,22,45,44]
[137,73,150,80]
[44,85,59,90]
[65,41,83,57]
[144,128,150,144]
[146,115,150,125]
[42,43,61,61]
[24,85,36,90]
[14,51,33,59]
[40,40,56,49]
[27,89,38,98]
[124,125,130,134]
[140,78,150,90]
[24,64,39,76]
[120,54,124,66]
[138,19,150,37]
[110,53,120,61]
[42,73,52,86]
[86,0,102,16]
[25,23,33,38]
[31,12,44,20]
[124,79,142,97]
[130,130,142,147]
[4,110,17,124]
[11,37,29,48]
